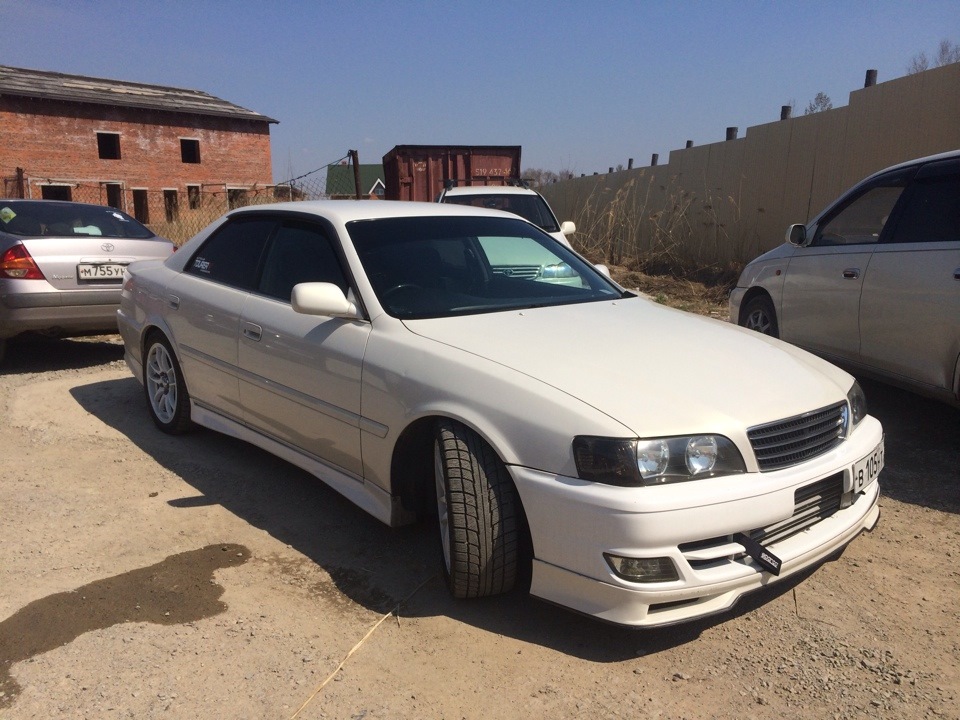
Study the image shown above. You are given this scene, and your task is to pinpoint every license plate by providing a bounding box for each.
[850,437,884,493]
[77,263,126,281]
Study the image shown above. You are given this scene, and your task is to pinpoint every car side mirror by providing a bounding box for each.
[594,263,611,278]
[786,224,808,246]
[291,282,360,319]
[560,221,576,236]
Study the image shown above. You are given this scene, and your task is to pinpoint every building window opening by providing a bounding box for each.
[228,188,248,209]
[41,185,72,201]
[164,190,179,222]
[187,185,201,210]
[97,132,121,160]
[105,183,123,210]
[133,189,149,224]
[180,139,201,164]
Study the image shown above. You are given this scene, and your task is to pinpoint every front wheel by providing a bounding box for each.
[740,295,779,338]
[143,334,192,434]
[434,419,519,599]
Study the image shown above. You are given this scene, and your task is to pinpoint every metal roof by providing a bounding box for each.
[0,65,278,124]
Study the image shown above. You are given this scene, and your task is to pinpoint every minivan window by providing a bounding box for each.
[814,185,906,246]
[885,174,960,244]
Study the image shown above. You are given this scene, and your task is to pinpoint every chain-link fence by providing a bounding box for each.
[2,153,368,244]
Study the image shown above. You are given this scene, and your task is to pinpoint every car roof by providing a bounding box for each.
[226,199,522,225]
[863,149,960,181]
[1,199,129,212]
[442,185,540,197]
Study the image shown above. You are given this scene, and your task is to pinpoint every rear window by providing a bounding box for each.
[0,201,156,239]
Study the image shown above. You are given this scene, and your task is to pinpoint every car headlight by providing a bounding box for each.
[842,381,868,436]
[540,262,576,279]
[573,435,746,486]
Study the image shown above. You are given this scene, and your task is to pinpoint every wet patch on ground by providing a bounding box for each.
[0,543,248,708]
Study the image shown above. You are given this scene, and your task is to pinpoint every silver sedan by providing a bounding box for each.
[0,199,175,362]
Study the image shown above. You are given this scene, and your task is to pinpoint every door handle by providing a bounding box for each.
[242,323,262,342]
[842,268,860,279]
[167,294,180,310]
[954,268,960,280]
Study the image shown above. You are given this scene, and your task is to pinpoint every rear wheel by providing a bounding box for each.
[434,419,519,598]
[741,295,779,338]
[144,333,192,434]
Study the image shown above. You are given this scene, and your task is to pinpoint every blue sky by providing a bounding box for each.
[2,0,957,181]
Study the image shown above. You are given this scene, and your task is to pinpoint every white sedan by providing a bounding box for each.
[118,200,883,627]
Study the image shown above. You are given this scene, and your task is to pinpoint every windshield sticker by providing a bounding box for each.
[193,257,211,273]
[0,207,15,224]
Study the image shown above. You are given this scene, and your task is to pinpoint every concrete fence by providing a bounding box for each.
[542,63,960,270]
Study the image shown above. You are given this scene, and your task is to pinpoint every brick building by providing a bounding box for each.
[0,65,277,232]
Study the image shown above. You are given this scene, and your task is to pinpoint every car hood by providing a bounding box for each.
[403,297,852,437]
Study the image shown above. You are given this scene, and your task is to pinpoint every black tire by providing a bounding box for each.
[740,294,780,338]
[143,333,192,435]
[434,419,519,599]
[0,338,6,365]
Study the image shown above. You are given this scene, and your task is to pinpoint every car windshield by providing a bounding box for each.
[442,193,560,232]
[349,216,624,319]
[0,201,156,239]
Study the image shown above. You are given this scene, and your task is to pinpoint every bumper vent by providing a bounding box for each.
[679,473,845,570]
[748,402,846,471]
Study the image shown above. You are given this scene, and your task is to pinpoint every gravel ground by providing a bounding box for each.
[0,334,957,720]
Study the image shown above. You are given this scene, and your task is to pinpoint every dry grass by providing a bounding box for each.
[607,263,736,322]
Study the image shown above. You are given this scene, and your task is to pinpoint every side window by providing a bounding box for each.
[186,217,276,290]
[885,174,960,244]
[814,185,906,247]
[257,220,348,302]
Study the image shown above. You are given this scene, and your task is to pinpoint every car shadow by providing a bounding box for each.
[69,374,832,660]
[1,335,124,374]
[854,378,959,515]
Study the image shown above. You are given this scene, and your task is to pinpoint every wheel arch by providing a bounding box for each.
[737,286,775,325]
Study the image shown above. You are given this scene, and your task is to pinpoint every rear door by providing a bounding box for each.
[858,159,960,391]
[167,216,275,415]
[780,171,912,361]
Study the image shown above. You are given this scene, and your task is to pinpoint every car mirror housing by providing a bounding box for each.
[560,220,577,236]
[786,224,808,246]
[594,263,611,278]
[291,282,360,319]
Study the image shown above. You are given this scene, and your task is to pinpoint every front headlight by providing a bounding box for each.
[540,262,576,279]
[573,435,746,486]
[843,381,868,436]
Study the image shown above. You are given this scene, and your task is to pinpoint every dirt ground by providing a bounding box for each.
[0,321,958,719]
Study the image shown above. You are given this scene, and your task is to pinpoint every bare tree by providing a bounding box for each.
[908,39,960,74]
[804,92,833,115]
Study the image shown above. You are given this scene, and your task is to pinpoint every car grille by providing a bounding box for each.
[680,472,844,570]
[748,402,846,471]
[492,264,541,280]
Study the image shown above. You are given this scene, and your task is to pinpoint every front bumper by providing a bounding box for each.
[728,286,746,326]
[514,416,883,627]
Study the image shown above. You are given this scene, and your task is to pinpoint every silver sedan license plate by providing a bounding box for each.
[851,437,884,493]
[77,263,126,281]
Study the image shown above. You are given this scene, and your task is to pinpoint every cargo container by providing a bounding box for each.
[382,145,521,202]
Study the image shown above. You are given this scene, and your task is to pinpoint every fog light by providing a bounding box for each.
[604,554,679,583]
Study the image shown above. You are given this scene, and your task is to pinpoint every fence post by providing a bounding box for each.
[651,154,659,166]
[15,167,25,198]
[685,140,694,148]
[349,149,362,199]
[726,127,738,141]
[780,105,792,120]
[864,69,877,87]
[628,158,633,169]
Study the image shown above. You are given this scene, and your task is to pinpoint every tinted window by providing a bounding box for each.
[186,217,275,290]
[815,185,906,246]
[444,194,560,232]
[349,216,621,319]
[258,221,348,301]
[886,174,960,244]
[0,201,155,239]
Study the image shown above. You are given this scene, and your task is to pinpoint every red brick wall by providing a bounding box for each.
[0,96,273,218]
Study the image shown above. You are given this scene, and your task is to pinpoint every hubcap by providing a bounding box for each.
[146,343,178,423]
[746,309,771,335]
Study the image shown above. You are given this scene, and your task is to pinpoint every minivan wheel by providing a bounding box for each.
[434,419,519,599]
[741,295,779,338]
[144,334,192,434]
